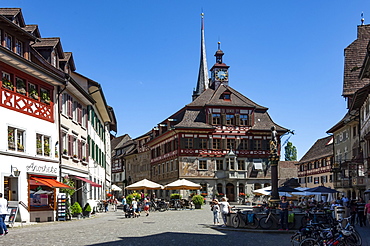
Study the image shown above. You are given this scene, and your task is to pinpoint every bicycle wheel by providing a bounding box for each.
[290,233,302,246]
[259,216,273,229]
[232,214,240,228]
[246,216,259,229]
[299,238,318,246]
[348,231,361,246]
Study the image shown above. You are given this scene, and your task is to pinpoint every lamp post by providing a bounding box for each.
[269,126,280,208]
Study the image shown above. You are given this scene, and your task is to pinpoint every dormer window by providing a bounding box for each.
[221,91,231,101]
[15,40,23,56]
[5,33,12,50]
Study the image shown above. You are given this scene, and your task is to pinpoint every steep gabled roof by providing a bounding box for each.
[299,136,333,163]
[23,24,41,38]
[173,109,213,129]
[0,8,25,27]
[187,84,268,109]
[251,110,287,132]
[60,52,76,71]
[343,25,370,97]
[32,38,64,59]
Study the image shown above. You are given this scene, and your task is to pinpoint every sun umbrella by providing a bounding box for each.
[164,179,201,190]
[125,179,163,190]
[111,184,122,191]
[305,186,338,194]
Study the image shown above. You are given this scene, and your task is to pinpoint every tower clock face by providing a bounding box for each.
[216,69,228,81]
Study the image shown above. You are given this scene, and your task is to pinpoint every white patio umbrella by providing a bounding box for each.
[164,179,201,190]
[125,179,163,190]
[111,184,122,191]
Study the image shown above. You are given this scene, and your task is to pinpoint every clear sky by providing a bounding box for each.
[4,1,369,159]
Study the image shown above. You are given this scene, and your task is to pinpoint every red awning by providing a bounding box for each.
[30,177,74,189]
[75,176,102,187]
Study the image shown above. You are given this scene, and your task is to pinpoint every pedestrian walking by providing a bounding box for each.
[210,199,220,225]
[122,196,127,213]
[218,197,231,227]
[0,193,8,236]
[143,198,150,216]
[356,198,366,227]
[132,198,139,218]
[111,196,118,212]
[104,200,109,212]
[278,196,289,231]
[364,199,370,226]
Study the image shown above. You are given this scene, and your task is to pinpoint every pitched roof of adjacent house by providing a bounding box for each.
[32,38,65,58]
[23,24,41,38]
[299,136,333,163]
[343,25,370,97]
[0,8,25,27]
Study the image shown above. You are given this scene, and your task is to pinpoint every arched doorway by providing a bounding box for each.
[226,183,235,202]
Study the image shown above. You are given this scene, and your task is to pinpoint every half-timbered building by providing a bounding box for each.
[146,15,288,202]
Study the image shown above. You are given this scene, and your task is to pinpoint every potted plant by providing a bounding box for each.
[63,149,68,155]
[29,88,39,100]
[2,77,13,90]
[83,203,92,218]
[192,195,204,209]
[70,201,83,219]
[170,193,181,200]
[41,91,51,104]
[16,78,26,95]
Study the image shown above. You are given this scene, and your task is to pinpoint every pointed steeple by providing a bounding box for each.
[192,13,209,101]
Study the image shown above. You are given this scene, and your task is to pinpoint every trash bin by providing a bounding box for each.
[334,206,345,221]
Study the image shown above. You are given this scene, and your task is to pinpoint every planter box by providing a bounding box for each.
[194,204,202,209]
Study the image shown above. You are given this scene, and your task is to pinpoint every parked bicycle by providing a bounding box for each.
[259,209,295,230]
[301,209,334,227]
[231,208,259,229]
[290,215,361,246]
[150,199,168,212]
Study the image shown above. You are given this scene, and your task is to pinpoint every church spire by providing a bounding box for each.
[192,13,209,101]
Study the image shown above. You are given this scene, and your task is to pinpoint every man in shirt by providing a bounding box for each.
[364,199,370,226]
[0,193,8,236]
[356,197,366,227]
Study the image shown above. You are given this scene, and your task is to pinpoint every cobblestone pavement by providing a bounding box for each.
[1,207,369,246]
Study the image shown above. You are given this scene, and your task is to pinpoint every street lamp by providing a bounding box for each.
[10,165,21,177]
[269,126,280,208]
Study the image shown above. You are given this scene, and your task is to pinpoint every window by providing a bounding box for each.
[73,101,78,122]
[198,160,207,170]
[227,139,235,149]
[5,33,12,50]
[314,177,319,184]
[238,160,245,170]
[240,114,249,126]
[216,160,223,170]
[212,114,221,125]
[2,71,13,90]
[36,134,51,156]
[213,139,221,149]
[199,138,208,149]
[228,159,235,170]
[353,126,357,137]
[15,40,23,56]
[253,140,262,150]
[226,114,234,125]
[223,94,230,100]
[238,139,248,150]
[184,138,193,149]
[28,83,39,100]
[8,127,25,152]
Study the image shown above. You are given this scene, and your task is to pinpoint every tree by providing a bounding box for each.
[284,141,297,161]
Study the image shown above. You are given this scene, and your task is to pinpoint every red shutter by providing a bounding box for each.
[77,104,82,124]
[86,142,89,159]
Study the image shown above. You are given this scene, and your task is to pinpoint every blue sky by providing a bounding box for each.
[4,1,369,159]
